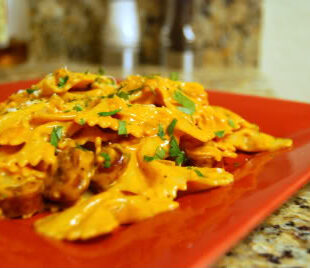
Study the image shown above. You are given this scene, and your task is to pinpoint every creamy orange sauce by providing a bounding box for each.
[0,68,292,240]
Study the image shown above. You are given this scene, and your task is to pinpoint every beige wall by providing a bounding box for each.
[261,0,310,103]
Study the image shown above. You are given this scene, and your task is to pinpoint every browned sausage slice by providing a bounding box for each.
[0,174,44,218]
[44,147,95,204]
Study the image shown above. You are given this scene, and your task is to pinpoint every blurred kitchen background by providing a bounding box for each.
[0,0,309,103]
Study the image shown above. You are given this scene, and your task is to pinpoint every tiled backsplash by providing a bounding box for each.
[28,0,261,67]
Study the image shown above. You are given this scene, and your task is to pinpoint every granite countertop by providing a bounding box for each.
[0,62,309,268]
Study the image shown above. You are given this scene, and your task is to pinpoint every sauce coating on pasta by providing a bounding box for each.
[0,68,292,240]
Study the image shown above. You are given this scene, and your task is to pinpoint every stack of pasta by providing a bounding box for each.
[0,68,292,240]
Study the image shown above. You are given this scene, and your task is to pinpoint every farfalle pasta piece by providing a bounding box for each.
[0,122,71,171]
[36,68,118,96]
[0,102,46,145]
[222,128,292,152]
[35,190,177,240]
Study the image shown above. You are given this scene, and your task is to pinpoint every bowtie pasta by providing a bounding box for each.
[0,68,292,240]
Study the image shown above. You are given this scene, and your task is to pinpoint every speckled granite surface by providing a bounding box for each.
[0,63,309,268]
[214,183,310,268]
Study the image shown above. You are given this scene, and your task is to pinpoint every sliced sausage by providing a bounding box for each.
[44,147,95,204]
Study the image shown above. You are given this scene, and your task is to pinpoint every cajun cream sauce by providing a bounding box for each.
[0,68,292,240]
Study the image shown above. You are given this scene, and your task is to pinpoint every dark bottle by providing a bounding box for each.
[160,0,203,73]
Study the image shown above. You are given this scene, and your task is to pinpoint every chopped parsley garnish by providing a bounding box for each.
[84,70,89,74]
[187,166,204,177]
[78,118,86,125]
[98,67,105,75]
[173,91,196,115]
[117,91,129,100]
[167,119,177,136]
[98,109,121,117]
[194,169,205,177]
[169,136,187,166]
[26,88,36,94]
[73,104,83,112]
[58,76,69,88]
[116,87,143,100]
[63,110,70,113]
[129,87,144,95]
[144,146,166,162]
[118,120,127,135]
[50,126,63,148]
[228,119,235,128]
[157,124,165,140]
[214,130,225,138]
[101,152,111,168]
[170,72,179,81]
[233,162,240,167]
[143,156,154,162]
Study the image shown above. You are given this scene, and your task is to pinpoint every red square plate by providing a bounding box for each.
[0,81,310,268]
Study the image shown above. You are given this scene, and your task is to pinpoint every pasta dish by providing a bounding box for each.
[0,68,292,240]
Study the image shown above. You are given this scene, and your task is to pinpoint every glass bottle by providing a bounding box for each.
[160,0,203,78]
[102,0,140,76]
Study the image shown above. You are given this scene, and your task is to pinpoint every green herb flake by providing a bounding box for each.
[194,169,205,177]
[98,109,121,117]
[175,152,186,166]
[143,146,166,162]
[117,91,129,100]
[78,118,86,125]
[129,87,143,95]
[101,152,111,168]
[26,88,36,94]
[58,76,69,88]
[214,130,225,138]
[118,120,127,135]
[173,91,196,115]
[167,119,177,136]
[169,136,187,166]
[50,126,63,148]
[102,93,115,99]
[73,104,83,112]
[228,119,236,128]
[169,136,180,158]
[143,155,154,162]
[155,147,166,159]
[170,72,179,81]
[116,87,143,100]
[84,70,89,74]
[98,67,105,75]
[157,124,165,140]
